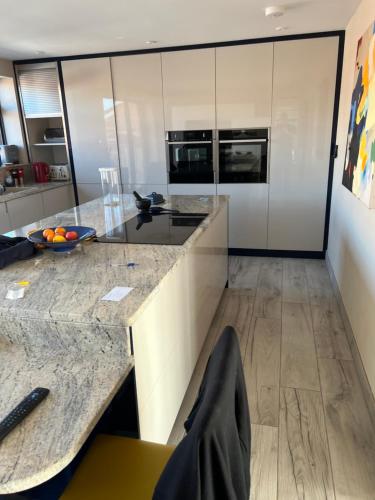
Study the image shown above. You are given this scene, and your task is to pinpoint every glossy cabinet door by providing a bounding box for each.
[268,37,338,251]
[111,54,167,187]
[76,183,103,204]
[42,185,75,217]
[0,203,10,234]
[62,58,120,188]
[162,49,215,131]
[7,193,44,230]
[217,184,268,249]
[216,43,273,128]
[168,184,217,196]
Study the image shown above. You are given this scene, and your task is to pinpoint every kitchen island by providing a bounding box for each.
[0,194,228,495]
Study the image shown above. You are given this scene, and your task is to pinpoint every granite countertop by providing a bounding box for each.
[0,181,72,204]
[0,337,133,494]
[1,194,228,329]
[0,194,227,494]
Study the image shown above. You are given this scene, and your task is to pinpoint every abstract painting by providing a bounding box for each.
[343,20,375,208]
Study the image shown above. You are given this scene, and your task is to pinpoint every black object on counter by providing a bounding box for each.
[0,387,50,442]
[0,235,37,269]
[133,191,152,211]
[145,192,165,205]
[96,212,207,245]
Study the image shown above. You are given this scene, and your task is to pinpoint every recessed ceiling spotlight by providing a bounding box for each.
[145,40,158,45]
[275,26,288,32]
[265,6,286,18]
[35,50,46,55]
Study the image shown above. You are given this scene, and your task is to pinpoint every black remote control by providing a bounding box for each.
[0,387,50,442]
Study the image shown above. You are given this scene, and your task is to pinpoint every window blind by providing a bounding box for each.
[18,67,61,118]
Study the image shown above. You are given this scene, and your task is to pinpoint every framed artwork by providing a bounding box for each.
[343,20,375,208]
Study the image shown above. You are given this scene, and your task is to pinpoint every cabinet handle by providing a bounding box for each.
[219,139,267,144]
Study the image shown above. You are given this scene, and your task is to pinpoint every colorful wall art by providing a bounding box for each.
[343,20,375,208]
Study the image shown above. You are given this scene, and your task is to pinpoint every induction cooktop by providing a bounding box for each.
[96,212,208,245]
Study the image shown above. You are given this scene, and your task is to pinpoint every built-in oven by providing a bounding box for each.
[218,128,269,183]
[166,130,214,183]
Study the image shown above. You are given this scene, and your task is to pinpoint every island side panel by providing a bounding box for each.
[132,202,228,444]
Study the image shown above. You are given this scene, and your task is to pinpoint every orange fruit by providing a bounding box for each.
[55,227,66,236]
[46,233,55,243]
[53,234,67,243]
[43,229,54,240]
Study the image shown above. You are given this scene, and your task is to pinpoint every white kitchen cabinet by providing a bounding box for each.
[76,183,103,204]
[7,192,44,230]
[0,203,11,234]
[168,184,216,196]
[217,184,268,249]
[162,49,215,131]
[268,37,339,251]
[216,44,273,129]
[42,185,75,217]
[122,184,168,198]
[111,54,167,187]
[62,58,120,186]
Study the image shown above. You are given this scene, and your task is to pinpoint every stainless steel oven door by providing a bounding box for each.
[167,141,214,183]
[218,139,268,183]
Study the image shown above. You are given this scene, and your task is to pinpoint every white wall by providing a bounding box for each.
[0,58,27,163]
[327,0,375,394]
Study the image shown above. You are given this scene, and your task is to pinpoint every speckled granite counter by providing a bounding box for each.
[0,181,72,204]
[2,194,227,328]
[0,194,228,494]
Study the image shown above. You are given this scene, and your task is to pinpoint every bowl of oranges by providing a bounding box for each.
[27,226,96,252]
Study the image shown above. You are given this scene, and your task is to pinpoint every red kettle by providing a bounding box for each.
[32,162,50,183]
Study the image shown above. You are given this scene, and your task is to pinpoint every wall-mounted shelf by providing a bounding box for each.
[32,143,66,146]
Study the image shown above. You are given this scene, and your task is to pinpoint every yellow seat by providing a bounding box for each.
[60,434,175,500]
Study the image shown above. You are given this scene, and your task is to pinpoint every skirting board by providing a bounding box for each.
[229,248,325,259]
[326,254,375,428]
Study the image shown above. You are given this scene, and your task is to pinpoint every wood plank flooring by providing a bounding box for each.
[168,257,375,499]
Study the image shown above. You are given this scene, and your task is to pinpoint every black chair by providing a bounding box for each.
[153,325,251,500]
[61,326,251,500]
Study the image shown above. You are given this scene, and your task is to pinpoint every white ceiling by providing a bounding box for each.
[1,0,360,61]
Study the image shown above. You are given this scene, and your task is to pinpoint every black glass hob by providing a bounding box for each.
[96,212,208,245]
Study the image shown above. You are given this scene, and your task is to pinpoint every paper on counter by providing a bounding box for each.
[101,286,133,302]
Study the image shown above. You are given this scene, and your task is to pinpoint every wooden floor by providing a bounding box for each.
[168,257,375,500]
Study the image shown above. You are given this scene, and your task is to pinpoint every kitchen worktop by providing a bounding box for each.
[0,194,228,495]
[2,194,227,328]
[0,181,72,203]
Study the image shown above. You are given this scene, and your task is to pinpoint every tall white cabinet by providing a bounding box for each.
[162,49,215,131]
[215,43,273,248]
[62,58,120,203]
[268,37,338,251]
[216,43,273,128]
[111,53,167,196]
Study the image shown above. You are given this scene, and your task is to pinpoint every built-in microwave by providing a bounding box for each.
[166,130,215,184]
[218,128,269,183]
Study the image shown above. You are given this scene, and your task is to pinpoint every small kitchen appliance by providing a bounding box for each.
[0,145,19,165]
[32,162,50,183]
[96,212,208,245]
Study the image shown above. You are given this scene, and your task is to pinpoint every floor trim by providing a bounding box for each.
[229,248,325,259]
[325,254,375,427]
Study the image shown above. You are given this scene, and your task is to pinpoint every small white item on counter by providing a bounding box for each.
[6,283,28,300]
[101,286,133,302]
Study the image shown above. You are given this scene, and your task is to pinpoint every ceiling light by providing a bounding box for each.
[145,40,158,45]
[265,6,286,18]
[275,26,288,32]
[35,50,46,55]
[116,36,124,40]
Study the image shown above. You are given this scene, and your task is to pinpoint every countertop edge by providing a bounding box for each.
[0,359,134,495]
